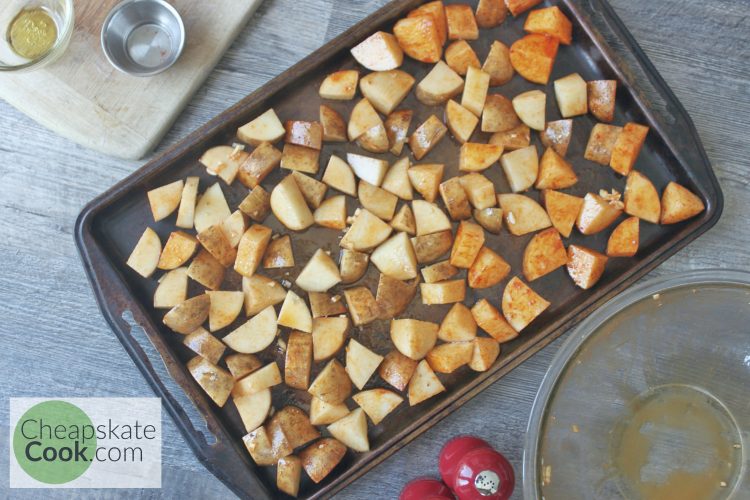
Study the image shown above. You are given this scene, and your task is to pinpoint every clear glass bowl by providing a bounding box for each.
[523,269,750,499]
[0,0,74,72]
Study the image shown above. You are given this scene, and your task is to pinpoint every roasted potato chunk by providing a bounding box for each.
[426,342,473,373]
[461,66,490,117]
[163,295,210,335]
[206,291,243,332]
[188,249,225,290]
[512,89,546,131]
[350,32,403,71]
[408,1,448,45]
[610,122,649,176]
[460,173,496,210]
[412,229,453,264]
[541,189,583,238]
[371,232,418,280]
[308,359,352,404]
[482,94,520,134]
[269,406,320,450]
[460,143,503,173]
[509,33,558,85]
[353,389,404,425]
[299,438,347,483]
[587,80,617,123]
[540,119,573,157]
[263,234,294,269]
[296,248,342,293]
[347,98,383,142]
[242,274,286,316]
[471,299,517,343]
[473,207,504,234]
[408,164,444,203]
[148,180,183,222]
[327,407,369,452]
[339,248,369,285]
[501,277,549,332]
[507,0,544,16]
[223,306,278,355]
[237,109,285,146]
[522,227,567,281]
[391,203,417,234]
[489,124,531,151]
[420,279,467,305]
[154,267,188,309]
[408,360,446,406]
[417,61,465,106]
[319,70,359,100]
[446,99,479,144]
[234,224,272,277]
[309,292,347,319]
[607,216,639,257]
[312,316,349,361]
[345,339,384,390]
[624,170,661,224]
[439,303,477,341]
[475,0,507,28]
[554,73,588,118]
[176,176,199,229]
[320,104,347,142]
[343,286,381,326]
[409,115,448,160]
[242,425,291,466]
[413,200,452,236]
[360,69,415,115]
[440,176,472,220]
[271,175,315,231]
[567,245,608,289]
[238,185,271,222]
[422,260,460,284]
[660,181,705,224]
[285,332,313,390]
[277,456,302,497]
[535,147,577,190]
[158,230,198,270]
[194,184,233,231]
[127,227,161,278]
[197,225,235,268]
[445,4,479,40]
[379,350,419,391]
[482,40,513,85]
[285,120,323,150]
[468,337,500,372]
[576,192,623,235]
[450,220,485,268]
[183,327,225,364]
[340,208,392,251]
[498,194,552,236]
[322,155,357,197]
[188,357,233,407]
[584,124,622,165]
[391,319,439,360]
[524,6,572,45]
[385,110,413,156]
[445,40,480,75]
[347,153,389,186]
[394,15,443,63]
[376,273,419,319]
[468,246,510,289]
[501,145,539,192]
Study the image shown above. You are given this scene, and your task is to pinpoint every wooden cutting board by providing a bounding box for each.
[0,0,263,160]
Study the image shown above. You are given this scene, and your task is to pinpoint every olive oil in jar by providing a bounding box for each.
[8,7,58,60]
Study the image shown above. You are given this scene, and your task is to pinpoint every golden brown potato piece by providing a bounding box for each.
[232,362,283,397]
[541,189,583,238]
[271,175,316,231]
[540,119,573,157]
[607,216,639,257]
[299,438,347,483]
[127,227,161,278]
[461,66,490,117]
[460,173,496,210]
[660,181,705,224]
[176,176,199,229]
[624,171,661,224]
[567,245,608,289]
[243,275,286,315]
[535,147,577,190]
[158,231,198,270]
[413,200,452,236]
[445,40,480,75]
[226,353,262,380]
[409,360,446,406]
[327,407,369,452]
[340,208,392,251]
[445,4,479,40]
[584,124,622,165]
[439,302,477,341]
[277,456,302,497]
[234,224,272,277]
[223,305,277,354]
[408,164,444,203]
[394,15,443,63]
[310,397,349,426]
[371,232,418,280]
[359,181,398,220]
[587,80,617,123]
[509,33,559,85]
[194,183,230,232]
[472,298,518,342]
[358,121,395,155]
[221,210,248,248]
[280,143,320,174]
[385,110,413,156]
[498,194,552,236]
[188,249,225,290]
[500,145,539,193]
[482,41,513,86]
[308,359,352,404]
[420,279,467,305]
[183,327,225,364]
[233,389,272,433]
[473,207,504,234]
[206,291,243,332]
[285,121,323,150]
[320,105,347,142]
[446,99,478,144]
[343,286,381,326]
[417,61,465,106]
[522,227,567,281]
[391,203,417,235]
[263,235,294,269]
[353,389,404,425]
[319,70,359,100]
[360,70,415,115]
[610,122,649,176]
[481,94,520,133]
[576,192,623,235]
[376,274,419,319]
[412,230,453,264]
[345,339,384,390]
[468,246,511,289]
[339,249,369,285]
[164,295,210,334]
[422,260,460,284]
[450,220,485,268]
[285,332,313,390]
[476,0,507,28]
[501,277,550,332]
[322,155,356,197]
[408,1,448,44]
[409,115,448,160]
[154,267,188,309]
[187,356,233,407]
[238,185,271,222]
[507,0,543,16]
[237,142,282,189]
[524,6,572,45]
[391,319,439,360]
[468,337,500,371]
[312,316,349,361]
[278,291,313,333]
[309,292,347,319]
[269,406,320,450]
[426,342,474,373]
[512,90,546,132]
[490,124,530,151]
[242,425,290,466]
[237,109,285,146]
[351,32,403,71]
[148,180,183,222]
[379,350,418,391]
[197,225,236,268]
[440,176,472,220]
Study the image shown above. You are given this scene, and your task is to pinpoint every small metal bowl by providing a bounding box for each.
[101,0,185,77]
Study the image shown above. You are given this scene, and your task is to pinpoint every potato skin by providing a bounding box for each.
[299,438,347,483]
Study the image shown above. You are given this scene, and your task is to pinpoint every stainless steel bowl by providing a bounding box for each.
[101,0,185,77]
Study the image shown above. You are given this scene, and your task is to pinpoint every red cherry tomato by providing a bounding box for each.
[439,435,492,485]
[451,447,515,500]
[399,477,454,500]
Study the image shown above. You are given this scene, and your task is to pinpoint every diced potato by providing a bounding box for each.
[339,249,369,285]
[535,147,577,190]
[270,175,315,231]
[426,341,474,373]
[421,279,466,305]
[476,0,507,28]
[327,408,369,452]
[188,249,225,290]
[576,192,623,235]
[200,146,247,185]
[242,425,290,466]
[351,32,404,71]
[158,230,197,270]
[353,389,403,425]
[391,319,439,360]
[223,305,278,354]
[501,145,539,192]
[356,123,390,154]
[176,176,199,229]
[226,353,262,380]
[242,275,286,316]
[234,388,271,433]
[473,207,504,234]
[391,203,417,235]
[522,227,567,281]
[154,267,188,309]
[445,3,479,40]
[346,339,384,390]
[183,327,225,364]
[483,41,514,87]
[460,173,496,210]
[507,0,543,16]
[238,185,271,223]
[376,273,419,319]
[385,110,413,156]
[541,189,583,238]
[310,397,350,426]
[446,99,479,144]
[498,193,552,235]
[312,316,349,361]
[524,6,572,45]
[188,357,234,407]
[610,123,649,176]
[163,295,210,335]
[440,177,472,220]
[348,98,383,143]
[480,298,529,347]
[408,163,444,202]
[393,15,442,64]
[439,302,477,341]
[409,115,448,160]
[280,143,320,174]
[408,360,446,406]
[309,293,346,321]
[584,124,623,165]
[468,337,500,371]
[238,109,285,146]
[299,438,347,484]
[607,216,639,257]
[194,183,231,234]
[320,105,348,142]
[484,96,521,138]
[540,119,573,157]
[409,1,447,43]
[343,286,381,326]
[285,331,313,390]
[221,210,248,248]
[232,362,282,398]
[319,70,359,100]
[416,61,465,106]
[360,70,415,115]
[278,290,312,333]
[450,220,484,268]
[489,124,531,151]
[340,208,392,251]
[296,248,342,292]
[269,406,320,456]
[459,143,503,172]
[512,90,546,131]
[554,73,587,118]
[381,156,413,200]
[206,290,244,332]
[461,66,490,117]
[148,180,183,222]
[379,350,418,391]
[347,153,390,186]
[587,80,617,123]
[660,181,705,224]
[567,245,608,289]
[624,170,661,224]
[197,225,235,268]
[445,40,480,75]
[263,234,294,269]
[509,33,558,84]
[291,171,327,209]
[314,195,347,230]
[237,142,282,189]
[277,455,302,497]
[468,246,511,289]
[371,232,418,280]
[234,224,272,277]
[413,200,452,236]
[501,276,550,332]
[359,181,398,220]
[308,359,352,404]
[322,155,357,196]
[412,230,453,264]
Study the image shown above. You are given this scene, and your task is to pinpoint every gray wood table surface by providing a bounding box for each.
[1,0,747,498]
